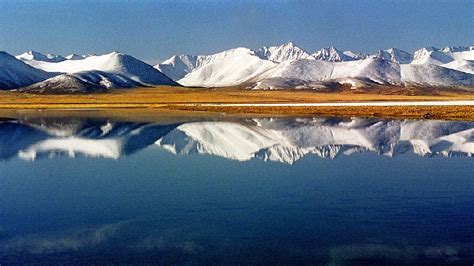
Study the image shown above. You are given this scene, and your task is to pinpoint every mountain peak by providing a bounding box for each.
[17,50,66,62]
[372,48,413,64]
[255,42,313,62]
[313,46,353,62]
[281,41,296,47]
[413,47,453,64]
[17,50,45,60]
[441,46,472,53]
[106,51,122,56]
[343,50,367,60]
[65,53,86,60]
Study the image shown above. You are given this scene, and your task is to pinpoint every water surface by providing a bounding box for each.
[0,116,473,264]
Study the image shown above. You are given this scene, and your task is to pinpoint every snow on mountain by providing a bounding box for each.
[412,47,454,65]
[22,74,104,93]
[1,117,473,163]
[441,59,474,74]
[156,43,474,88]
[450,49,474,61]
[409,46,474,74]
[400,64,474,87]
[19,51,178,89]
[331,58,402,84]
[178,47,473,88]
[175,46,404,87]
[372,48,413,64]
[156,42,314,81]
[5,43,474,90]
[0,52,55,89]
[16,51,66,62]
[155,54,200,81]
[441,46,474,53]
[343,50,368,60]
[312,46,354,62]
[178,48,278,87]
[412,46,474,66]
[65,53,88,60]
[21,70,145,93]
[262,57,402,85]
[263,59,333,82]
[255,42,315,62]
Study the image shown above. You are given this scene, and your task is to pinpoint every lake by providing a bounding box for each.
[0,115,473,264]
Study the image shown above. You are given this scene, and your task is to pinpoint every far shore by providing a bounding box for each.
[1,86,474,121]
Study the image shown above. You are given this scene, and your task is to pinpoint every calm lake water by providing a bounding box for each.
[0,115,473,265]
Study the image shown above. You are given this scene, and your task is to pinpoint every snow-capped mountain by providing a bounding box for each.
[255,57,474,89]
[65,53,88,60]
[2,43,474,91]
[157,43,474,88]
[0,52,55,89]
[255,42,315,62]
[401,64,474,86]
[412,47,455,65]
[312,46,354,62]
[442,46,474,53]
[411,46,473,65]
[18,51,178,91]
[156,42,313,81]
[372,48,413,64]
[171,44,391,87]
[155,54,201,81]
[262,57,402,85]
[343,50,368,60]
[16,51,66,62]
[21,71,145,93]
[2,117,472,163]
[410,46,474,75]
[178,48,278,87]
[442,59,474,74]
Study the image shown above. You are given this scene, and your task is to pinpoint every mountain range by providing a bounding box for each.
[1,51,178,92]
[157,42,474,88]
[0,42,473,92]
[1,117,473,163]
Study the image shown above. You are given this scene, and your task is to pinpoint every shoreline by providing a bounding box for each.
[1,104,474,122]
[190,100,474,107]
[1,87,474,121]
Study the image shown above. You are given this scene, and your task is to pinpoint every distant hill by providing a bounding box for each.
[0,52,55,89]
[5,51,178,92]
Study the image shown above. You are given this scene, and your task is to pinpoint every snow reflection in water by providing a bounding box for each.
[1,116,473,163]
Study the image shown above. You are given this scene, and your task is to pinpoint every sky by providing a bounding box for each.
[0,0,473,64]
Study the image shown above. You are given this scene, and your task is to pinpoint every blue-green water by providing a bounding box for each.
[0,116,473,264]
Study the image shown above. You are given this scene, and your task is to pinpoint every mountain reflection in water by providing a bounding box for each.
[1,116,473,163]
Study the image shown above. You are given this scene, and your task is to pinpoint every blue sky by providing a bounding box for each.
[0,0,472,64]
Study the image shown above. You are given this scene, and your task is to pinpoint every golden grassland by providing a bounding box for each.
[1,86,474,121]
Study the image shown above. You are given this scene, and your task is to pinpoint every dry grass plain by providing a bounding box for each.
[1,86,474,121]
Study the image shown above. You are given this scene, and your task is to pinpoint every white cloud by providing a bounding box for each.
[327,243,464,265]
[0,221,127,254]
